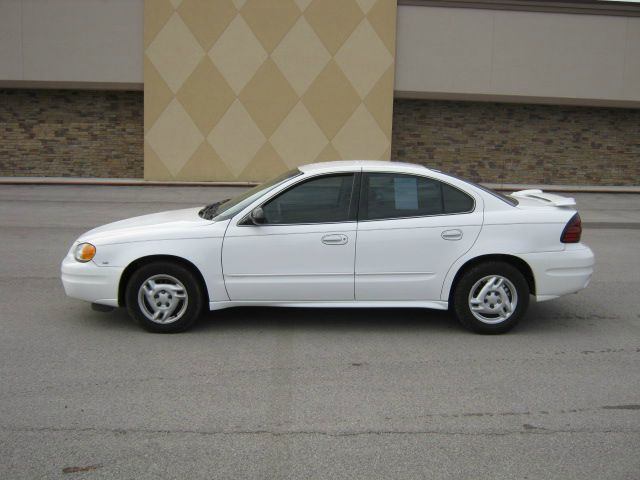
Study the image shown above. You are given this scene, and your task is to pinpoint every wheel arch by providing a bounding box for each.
[118,254,210,307]
[447,254,536,304]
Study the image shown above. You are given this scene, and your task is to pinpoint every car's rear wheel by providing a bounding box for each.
[125,262,204,333]
[452,261,529,334]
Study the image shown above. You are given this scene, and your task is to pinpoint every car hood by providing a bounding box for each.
[77,207,219,245]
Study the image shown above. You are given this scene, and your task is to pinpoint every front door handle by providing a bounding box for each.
[441,229,463,241]
[322,234,348,245]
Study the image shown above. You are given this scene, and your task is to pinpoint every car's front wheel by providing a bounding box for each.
[452,261,529,334]
[125,261,204,333]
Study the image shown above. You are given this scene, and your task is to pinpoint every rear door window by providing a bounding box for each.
[360,173,474,221]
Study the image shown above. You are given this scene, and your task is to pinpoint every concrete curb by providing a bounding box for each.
[1,176,639,193]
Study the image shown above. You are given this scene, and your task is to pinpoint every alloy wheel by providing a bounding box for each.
[137,274,188,324]
[468,275,518,324]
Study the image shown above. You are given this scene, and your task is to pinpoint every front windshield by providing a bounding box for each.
[199,169,301,221]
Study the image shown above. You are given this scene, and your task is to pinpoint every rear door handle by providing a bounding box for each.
[441,229,463,241]
[322,234,348,245]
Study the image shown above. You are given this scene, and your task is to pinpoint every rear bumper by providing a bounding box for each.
[519,244,595,302]
[61,256,123,307]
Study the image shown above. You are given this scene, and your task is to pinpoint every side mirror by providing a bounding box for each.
[250,207,265,225]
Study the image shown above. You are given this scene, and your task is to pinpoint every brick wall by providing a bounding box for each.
[1,91,639,185]
[391,99,640,186]
[0,89,143,178]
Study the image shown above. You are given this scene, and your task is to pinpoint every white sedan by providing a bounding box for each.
[61,161,594,334]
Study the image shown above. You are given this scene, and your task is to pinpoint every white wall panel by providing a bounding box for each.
[623,18,640,99]
[491,11,627,99]
[2,0,639,102]
[0,0,23,80]
[396,5,640,106]
[395,6,493,93]
[0,0,142,86]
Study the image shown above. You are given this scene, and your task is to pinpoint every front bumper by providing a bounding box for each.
[61,256,123,307]
[519,244,595,302]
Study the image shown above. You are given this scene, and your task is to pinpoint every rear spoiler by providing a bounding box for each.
[510,189,576,207]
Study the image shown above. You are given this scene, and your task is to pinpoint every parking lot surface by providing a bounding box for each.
[1,185,639,479]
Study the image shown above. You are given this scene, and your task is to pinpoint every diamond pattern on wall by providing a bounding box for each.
[366,0,397,54]
[176,57,236,135]
[271,17,330,97]
[177,0,237,51]
[332,104,388,159]
[146,13,204,93]
[302,60,361,140]
[305,0,365,55]
[356,0,377,14]
[145,0,397,181]
[294,0,313,12]
[146,98,204,176]
[144,58,174,134]
[271,102,328,167]
[240,0,301,53]
[207,100,266,176]
[364,65,395,138]
[334,19,393,99]
[144,0,174,49]
[209,15,268,95]
[239,59,298,137]
[177,141,235,181]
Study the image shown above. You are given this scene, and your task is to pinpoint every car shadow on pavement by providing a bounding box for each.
[194,307,459,334]
[82,299,599,335]
[79,307,141,332]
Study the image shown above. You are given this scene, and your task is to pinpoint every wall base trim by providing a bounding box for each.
[394,90,640,110]
[0,80,143,91]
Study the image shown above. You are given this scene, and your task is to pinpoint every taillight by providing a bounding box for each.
[561,213,582,243]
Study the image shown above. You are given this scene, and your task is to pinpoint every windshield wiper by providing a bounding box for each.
[198,199,229,220]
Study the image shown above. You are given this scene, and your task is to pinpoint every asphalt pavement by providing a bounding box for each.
[0,185,639,479]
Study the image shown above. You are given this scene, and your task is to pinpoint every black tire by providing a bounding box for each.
[125,261,204,333]
[452,261,529,334]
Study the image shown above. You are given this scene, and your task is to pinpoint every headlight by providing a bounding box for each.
[74,243,96,262]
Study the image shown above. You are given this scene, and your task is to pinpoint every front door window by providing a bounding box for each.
[261,174,355,224]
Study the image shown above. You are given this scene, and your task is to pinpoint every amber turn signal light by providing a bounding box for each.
[74,243,96,262]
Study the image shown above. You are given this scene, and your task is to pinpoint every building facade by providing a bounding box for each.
[1,0,639,186]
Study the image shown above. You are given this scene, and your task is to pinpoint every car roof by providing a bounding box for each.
[297,161,514,211]
[298,160,436,175]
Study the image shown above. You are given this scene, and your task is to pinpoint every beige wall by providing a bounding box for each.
[0,0,143,86]
[395,5,640,106]
[144,0,397,182]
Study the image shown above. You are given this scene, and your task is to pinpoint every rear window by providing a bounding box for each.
[360,173,474,221]
[444,173,518,206]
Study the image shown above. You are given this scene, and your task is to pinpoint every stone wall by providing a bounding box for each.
[0,89,143,178]
[2,91,639,185]
[391,99,640,186]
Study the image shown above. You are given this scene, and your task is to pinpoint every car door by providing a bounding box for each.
[222,173,358,301]
[355,172,483,301]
